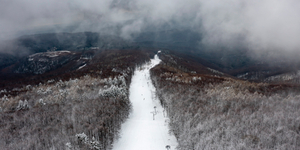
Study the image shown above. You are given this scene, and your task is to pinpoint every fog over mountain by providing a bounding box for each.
[1,0,300,56]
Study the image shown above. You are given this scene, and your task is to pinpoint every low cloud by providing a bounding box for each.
[198,0,300,54]
[1,0,300,54]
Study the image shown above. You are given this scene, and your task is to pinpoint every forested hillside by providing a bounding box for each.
[0,49,154,150]
[2,48,300,150]
[151,52,300,149]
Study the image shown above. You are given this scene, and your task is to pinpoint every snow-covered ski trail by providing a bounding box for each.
[112,53,178,150]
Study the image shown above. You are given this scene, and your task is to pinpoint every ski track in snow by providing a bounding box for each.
[112,54,178,150]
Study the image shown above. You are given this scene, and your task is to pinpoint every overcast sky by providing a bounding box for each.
[1,0,300,53]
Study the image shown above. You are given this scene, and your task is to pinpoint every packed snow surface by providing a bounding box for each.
[112,54,178,150]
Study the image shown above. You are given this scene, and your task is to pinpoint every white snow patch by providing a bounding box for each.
[265,70,300,82]
[207,67,224,75]
[29,53,42,58]
[237,72,249,79]
[112,53,177,150]
[29,51,72,59]
[47,51,71,57]
[48,54,59,58]
[77,64,86,70]
[59,50,71,53]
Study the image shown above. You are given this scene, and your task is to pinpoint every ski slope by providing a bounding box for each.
[112,53,178,150]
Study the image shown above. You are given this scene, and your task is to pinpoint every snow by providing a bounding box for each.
[112,54,178,150]
[77,64,86,70]
[59,50,71,53]
[207,67,224,75]
[29,51,72,59]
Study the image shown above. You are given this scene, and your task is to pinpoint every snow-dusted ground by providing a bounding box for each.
[112,54,178,150]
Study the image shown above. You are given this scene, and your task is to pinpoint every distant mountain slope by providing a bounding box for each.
[2,31,300,83]
[16,32,132,53]
[150,51,300,149]
[159,49,300,83]
[0,53,17,70]
[0,49,155,94]
[0,49,155,150]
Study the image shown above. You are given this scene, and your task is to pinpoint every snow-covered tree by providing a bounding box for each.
[16,100,29,110]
